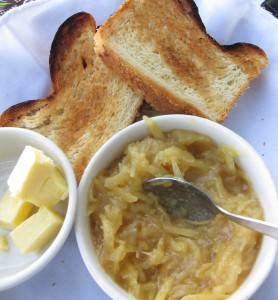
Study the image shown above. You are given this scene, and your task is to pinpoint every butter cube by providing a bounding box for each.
[33,167,68,208]
[8,146,68,208]
[0,235,8,251]
[10,206,64,254]
[0,191,33,229]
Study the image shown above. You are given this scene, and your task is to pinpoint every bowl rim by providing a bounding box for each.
[75,114,278,300]
[0,127,77,291]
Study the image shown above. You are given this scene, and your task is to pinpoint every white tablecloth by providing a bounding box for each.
[0,0,277,299]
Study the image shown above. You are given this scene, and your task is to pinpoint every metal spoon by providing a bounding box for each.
[143,177,278,239]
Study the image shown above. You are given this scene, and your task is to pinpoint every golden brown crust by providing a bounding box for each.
[95,0,267,122]
[0,100,47,126]
[49,12,96,92]
[97,44,209,119]
[0,12,142,183]
[223,43,268,75]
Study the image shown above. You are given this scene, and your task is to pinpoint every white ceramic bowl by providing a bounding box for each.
[0,127,77,291]
[76,115,278,300]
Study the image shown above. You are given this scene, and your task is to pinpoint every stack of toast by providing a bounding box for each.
[0,12,142,182]
[0,0,267,182]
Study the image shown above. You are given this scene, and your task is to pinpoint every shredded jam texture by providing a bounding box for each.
[89,129,263,300]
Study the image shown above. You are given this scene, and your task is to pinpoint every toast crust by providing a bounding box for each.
[0,12,142,182]
[95,0,267,122]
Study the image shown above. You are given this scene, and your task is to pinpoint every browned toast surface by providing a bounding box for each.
[94,0,267,122]
[0,12,142,183]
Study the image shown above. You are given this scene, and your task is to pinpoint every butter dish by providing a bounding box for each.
[0,127,77,290]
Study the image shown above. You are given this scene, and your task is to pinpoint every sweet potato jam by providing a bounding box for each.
[89,124,263,299]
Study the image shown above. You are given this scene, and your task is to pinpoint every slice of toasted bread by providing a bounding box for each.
[94,0,267,122]
[0,12,142,183]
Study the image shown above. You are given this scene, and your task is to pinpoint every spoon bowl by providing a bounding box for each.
[144,177,278,239]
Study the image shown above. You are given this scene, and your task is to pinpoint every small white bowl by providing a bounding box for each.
[76,114,278,300]
[0,127,77,291]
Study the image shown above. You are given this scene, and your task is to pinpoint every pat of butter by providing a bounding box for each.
[7,146,68,208]
[0,191,33,229]
[35,167,68,208]
[10,206,64,254]
[0,235,9,251]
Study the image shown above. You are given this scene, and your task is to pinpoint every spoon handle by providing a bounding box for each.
[219,207,278,239]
